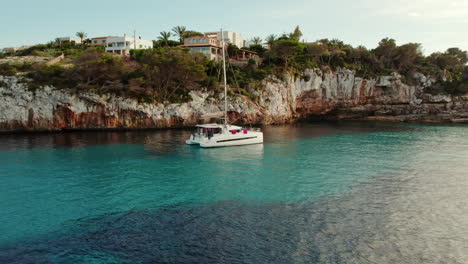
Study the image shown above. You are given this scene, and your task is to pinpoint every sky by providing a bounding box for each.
[1,0,467,54]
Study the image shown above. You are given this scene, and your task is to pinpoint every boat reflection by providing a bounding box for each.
[196,143,265,162]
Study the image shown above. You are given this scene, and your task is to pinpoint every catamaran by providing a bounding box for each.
[186,29,264,148]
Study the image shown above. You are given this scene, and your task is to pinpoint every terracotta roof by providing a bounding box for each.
[239,49,257,54]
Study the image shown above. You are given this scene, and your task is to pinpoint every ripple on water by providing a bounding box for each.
[0,122,467,263]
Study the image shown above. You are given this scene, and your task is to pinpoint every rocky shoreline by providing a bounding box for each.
[1,69,467,133]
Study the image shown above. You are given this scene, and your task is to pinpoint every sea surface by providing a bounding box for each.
[0,122,467,264]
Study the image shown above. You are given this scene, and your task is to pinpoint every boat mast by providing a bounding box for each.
[221,28,228,127]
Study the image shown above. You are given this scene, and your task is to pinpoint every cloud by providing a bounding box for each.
[407,12,421,18]
[360,0,468,23]
[263,7,310,19]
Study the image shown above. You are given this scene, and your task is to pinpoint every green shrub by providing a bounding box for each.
[15,63,35,72]
[0,64,18,76]
[26,65,68,88]
[130,49,148,62]
[16,45,48,56]
[246,44,267,57]
[426,80,468,95]
[63,48,85,57]
[201,76,219,91]
[238,88,250,97]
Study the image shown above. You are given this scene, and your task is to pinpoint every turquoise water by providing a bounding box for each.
[0,122,467,263]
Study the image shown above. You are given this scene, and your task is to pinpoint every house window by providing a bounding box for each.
[139,44,142,48]
[93,40,97,44]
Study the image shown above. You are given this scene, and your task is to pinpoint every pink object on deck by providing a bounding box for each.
[231,130,237,135]
[243,129,248,134]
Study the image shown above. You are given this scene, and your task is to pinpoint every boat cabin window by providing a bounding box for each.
[208,128,222,134]
[197,127,222,136]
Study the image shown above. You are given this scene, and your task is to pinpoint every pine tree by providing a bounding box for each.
[292,26,302,41]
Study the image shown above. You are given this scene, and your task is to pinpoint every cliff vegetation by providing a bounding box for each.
[1,26,467,102]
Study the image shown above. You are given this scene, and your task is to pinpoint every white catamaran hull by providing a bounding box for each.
[199,132,263,148]
[185,139,200,145]
[186,131,263,148]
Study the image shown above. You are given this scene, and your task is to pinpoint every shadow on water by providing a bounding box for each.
[3,166,468,264]
[262,121,426,143]
[0,197,391,264]
[0,129,191,152]
[1,122,467,264]
[0,121,424,152]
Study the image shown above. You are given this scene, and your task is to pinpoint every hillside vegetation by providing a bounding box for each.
[1,26,467,102]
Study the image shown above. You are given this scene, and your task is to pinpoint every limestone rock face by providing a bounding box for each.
[0,68,467,132]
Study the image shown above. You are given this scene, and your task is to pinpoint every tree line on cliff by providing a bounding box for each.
[1,26,467,101]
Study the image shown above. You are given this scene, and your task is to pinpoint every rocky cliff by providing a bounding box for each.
[252,69,467,123]
[1,69,467,132]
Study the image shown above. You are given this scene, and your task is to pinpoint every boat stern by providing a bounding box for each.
[185,139,200,145]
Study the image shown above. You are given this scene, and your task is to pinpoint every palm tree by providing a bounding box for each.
[76,31,87,44]
[265,34,277,48]
[172,26,187,44]
[158,31,173,46]
[54,38,62,48]
[252,37,262,45]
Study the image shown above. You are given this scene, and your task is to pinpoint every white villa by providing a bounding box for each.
[105,35,153,55]
[205,31,245,48]
[182,30,251,60]
[57,37,82,44]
